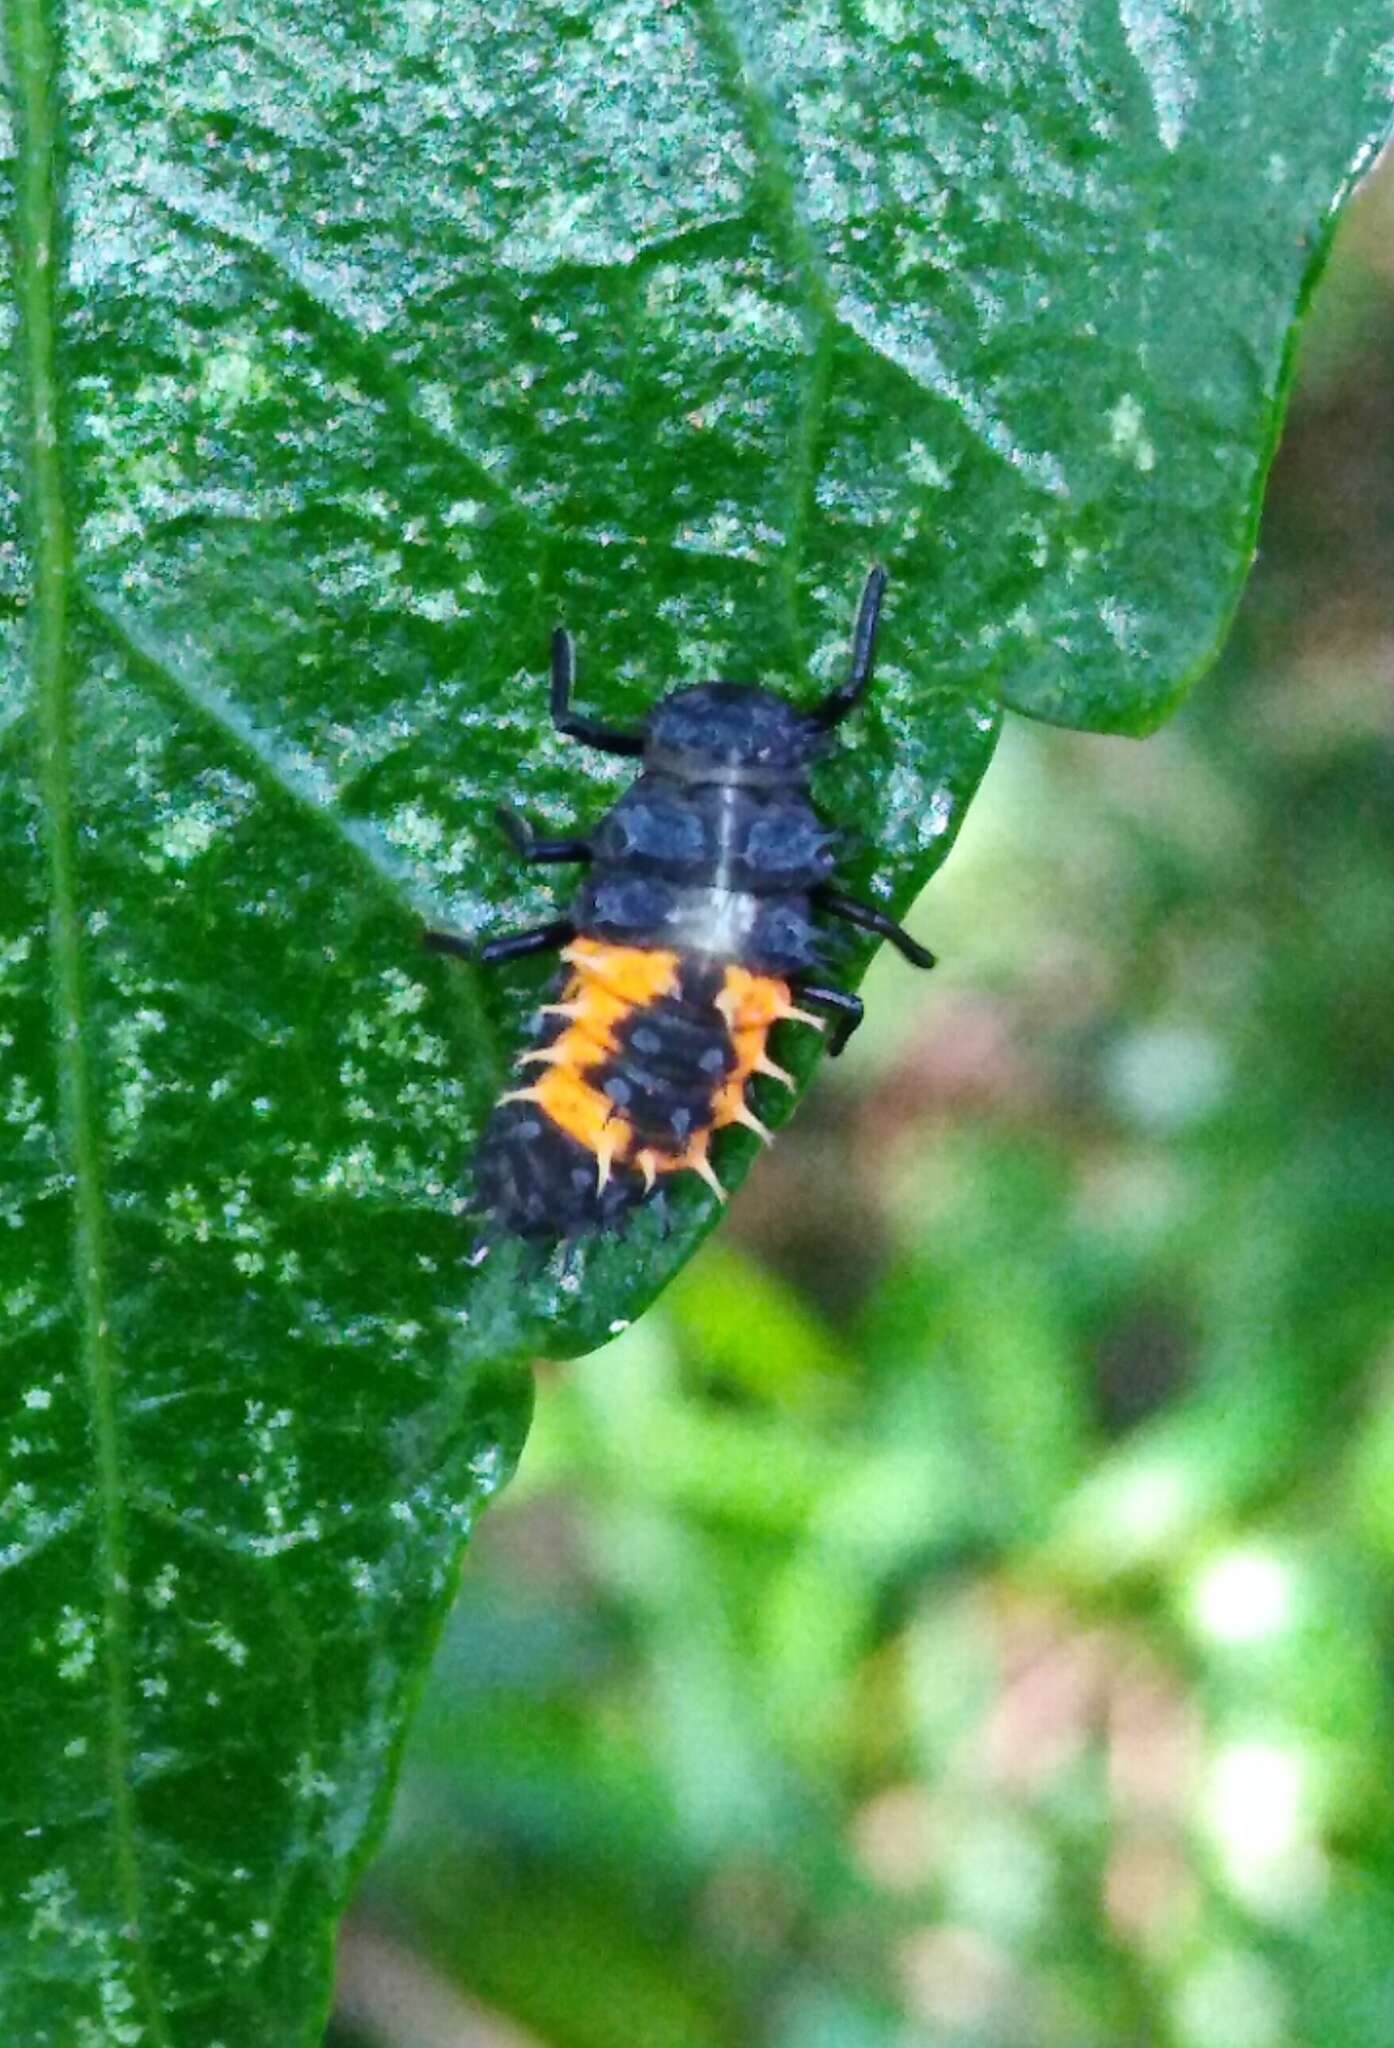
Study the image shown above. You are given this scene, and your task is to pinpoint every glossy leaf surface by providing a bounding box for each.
[1,3,1391,2044]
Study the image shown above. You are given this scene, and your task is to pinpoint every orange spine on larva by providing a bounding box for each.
[713,966,812,1108]
[503,940,683,1191]
[501,944,822,1207]
[639,965,814,1194]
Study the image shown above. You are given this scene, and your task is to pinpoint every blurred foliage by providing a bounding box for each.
[336,158,1394,2048]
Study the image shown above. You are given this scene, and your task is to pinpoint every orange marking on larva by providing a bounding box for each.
[552,982,630,1055]
[562,938,681,1006]
[501,943,681,1177]
[528,1062,636,1166]
[513,954,800,1204]
[536,1020,611,1075]
[728,1027,774,1089]
[708,1076,741,1132]
[547,943,682,1062]
[710,968,804,1138]
[715,967,792,1033]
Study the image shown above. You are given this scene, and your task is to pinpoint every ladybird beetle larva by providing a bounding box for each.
[425,569,935,1238]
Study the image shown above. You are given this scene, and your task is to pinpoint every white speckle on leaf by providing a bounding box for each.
[147,766,256,871]
[903,440,953,490]
[1118,0,1197,151]
[1108,393,1156,473]
[836,291,1069,495]
[409,587,462,623]
[238,1401,322,1553]
[470,1443,505,1495]
[158,802,220,863]
[288,1754,338,1804]
[208,1623,249,1668]
[383,971,427,1018]
[861,0,913,34]
[56,1607,97,1682]
[384,802,469,875]
[1099,596,1145,653]
[673,507,784,563]
[321,1144,384,1196]
[22,1387,52,1411]
[3,1073,49,1146]
[163,1174,273,1268]
[198,337,271,416]
[24,1865,77,1937]
[22,1865,148,2045]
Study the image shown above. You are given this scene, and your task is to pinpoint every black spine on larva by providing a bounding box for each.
[474,1097,640,1239]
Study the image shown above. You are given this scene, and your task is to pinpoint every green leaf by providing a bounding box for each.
[2,3,1391,2044]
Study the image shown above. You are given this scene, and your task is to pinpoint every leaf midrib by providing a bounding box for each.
[7,3,166,2035]
[691,0,836,658]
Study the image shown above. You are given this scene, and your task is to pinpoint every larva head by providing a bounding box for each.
[644,683,822,785]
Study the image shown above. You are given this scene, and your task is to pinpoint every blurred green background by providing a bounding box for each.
[328,155,1394,2048]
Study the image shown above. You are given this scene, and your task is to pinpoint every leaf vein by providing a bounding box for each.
[140,170,512,507]
[686,0,836,643]
[6,3,171,2039]
[85,592,504,1071]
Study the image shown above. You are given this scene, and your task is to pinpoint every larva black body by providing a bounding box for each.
[425,570,935,1239]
